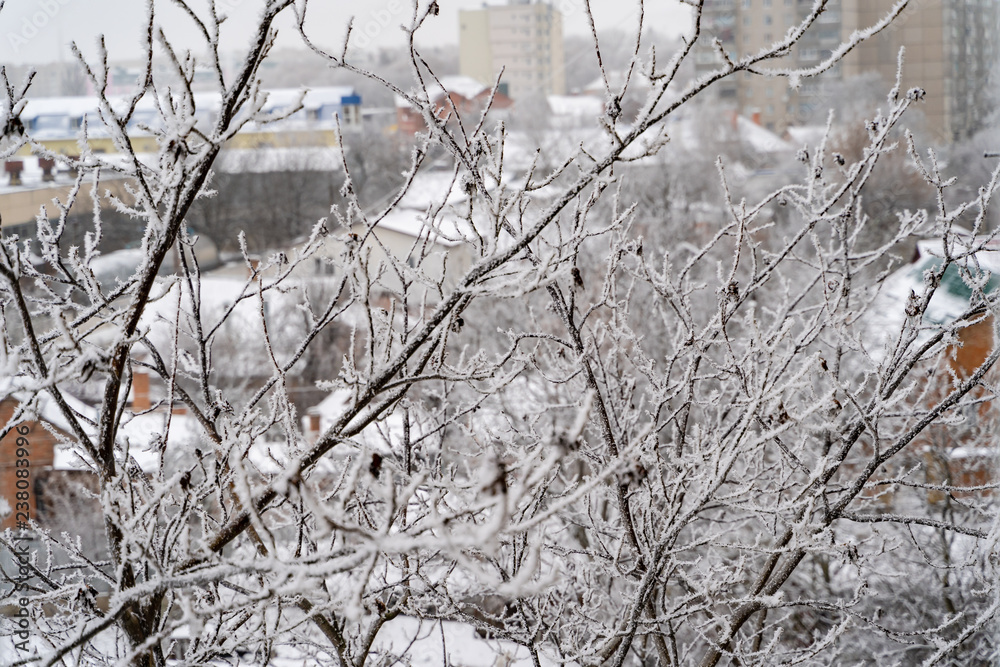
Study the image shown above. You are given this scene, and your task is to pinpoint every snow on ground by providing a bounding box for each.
[88,247,147,285]
[369,616,564,667]
[0,615,567,666]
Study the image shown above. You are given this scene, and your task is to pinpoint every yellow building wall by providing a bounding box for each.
[0,178,135,229]
[14,128,341,158]
[2,129,341,228]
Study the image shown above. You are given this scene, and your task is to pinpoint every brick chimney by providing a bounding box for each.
[5,160,23,186]
[132,371,151,411]
[305,412,321,443]
[39,157,56,182]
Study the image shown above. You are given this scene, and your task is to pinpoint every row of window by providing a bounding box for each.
[508,71,552,82]
[496,43,552,55]
[508,27,552,36]
[507,56,554,66]
[711,0,821,7]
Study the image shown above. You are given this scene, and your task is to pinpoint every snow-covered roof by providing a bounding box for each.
[914,235,1000,273]
[0,377,194,473]
[260,86,360,112]
[16,87,359,119]
[949,446,995,461]
[434,76,489,101]
[580,70,651,95]
[395,76,491,109]
[118,410,201,472]
[0,378,96,442]
[546,95,604,119]
[736,116,793,153]
[49,409,200,474]
[651,112,791,157]
[363,208,467,247]
[10,86,360,140]
[89,248,146,285]
[869,230,1000,350]
[19,95,110,120]
[395,170,468,210]
[306,389,435,457]
[785,125,829,147]
[348,170,473,246]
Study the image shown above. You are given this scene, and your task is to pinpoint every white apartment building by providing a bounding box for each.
[459,0,567,100]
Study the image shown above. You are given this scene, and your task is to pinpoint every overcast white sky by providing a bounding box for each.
[0,0,692,65]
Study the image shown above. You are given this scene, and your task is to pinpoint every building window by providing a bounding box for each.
[764,14,772,24]
[743,0,751,7]
[763,0,771,5]
[744,15,751,25]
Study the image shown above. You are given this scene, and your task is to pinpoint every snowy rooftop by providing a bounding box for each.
[16,86,359,122]
[0,146,342,199]
[395,76,493,109]
[736,116,793,153]
[363,207,468,247]
[4,86,360,144]
[785,125,829,148]
[869,230,1000,351]
[0,377,198,473]
[546,95,604,119]
[580,70,651,95]
[395,170,469,210]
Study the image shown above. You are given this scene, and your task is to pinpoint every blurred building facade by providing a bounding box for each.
[459,0,567,100]
[695,0,999,142]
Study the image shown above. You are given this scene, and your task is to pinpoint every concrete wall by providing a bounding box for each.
[459,2,566,99]
[460,10,494,87]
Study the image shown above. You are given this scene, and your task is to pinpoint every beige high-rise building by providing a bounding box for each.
[695,0,998,143]
[459,1,566,100]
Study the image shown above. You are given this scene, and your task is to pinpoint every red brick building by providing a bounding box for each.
[0,397,62,532]
[870,235,1000,502]
[396,76,513,136]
